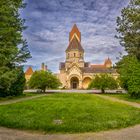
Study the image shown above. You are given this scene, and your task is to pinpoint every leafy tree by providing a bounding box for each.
[116,0,140,98]
[117,55,140,98]
[0,0,30,96]
[116,0,140,60]
[88,74,118,93]
[29,71,61,92]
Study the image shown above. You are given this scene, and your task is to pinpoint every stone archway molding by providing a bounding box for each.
[82,77,92,89]
[67,74,82,89]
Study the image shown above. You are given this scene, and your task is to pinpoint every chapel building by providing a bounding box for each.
[57,24,118,89]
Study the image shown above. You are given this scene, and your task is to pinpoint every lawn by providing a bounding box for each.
[0,93,140,133]
[104,94,140,104]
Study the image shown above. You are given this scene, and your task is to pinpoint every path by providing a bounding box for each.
[94,94,140,108]
[0,94,46,106]
[24,89,127,94]
[0,125,140,140]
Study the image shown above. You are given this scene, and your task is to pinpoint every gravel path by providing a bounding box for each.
[0,125,140,140]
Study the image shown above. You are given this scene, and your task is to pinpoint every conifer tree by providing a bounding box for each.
[0,0,31,96]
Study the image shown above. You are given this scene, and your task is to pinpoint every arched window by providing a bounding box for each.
[74,53,76,57]
[68,53,69,58]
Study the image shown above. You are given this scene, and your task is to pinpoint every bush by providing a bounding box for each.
[0,67,26,97]
[9,68,26,96]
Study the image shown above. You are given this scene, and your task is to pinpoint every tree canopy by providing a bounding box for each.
[0,0,30,97]
[29,71,61,92]
[116,0,140,60]
[88,74,118,93]
[117,55,140,97]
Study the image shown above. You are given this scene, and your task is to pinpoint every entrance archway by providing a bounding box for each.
[70,77,79,89]
[82,77,92,89]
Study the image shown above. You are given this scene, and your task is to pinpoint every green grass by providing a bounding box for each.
[0,93,40,102]
[0,93,140,133]
[104,94,140,104]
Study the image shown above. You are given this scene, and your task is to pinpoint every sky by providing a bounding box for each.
[22,0,130,73]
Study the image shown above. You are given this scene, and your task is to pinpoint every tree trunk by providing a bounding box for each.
[43,89,46,93]
[101,88,105,94]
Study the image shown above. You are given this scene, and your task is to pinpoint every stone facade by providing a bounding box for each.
[57,24,118,89]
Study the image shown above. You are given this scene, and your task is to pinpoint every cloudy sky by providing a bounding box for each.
[22,0,129,72]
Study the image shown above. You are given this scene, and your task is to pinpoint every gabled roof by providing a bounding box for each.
[66,36,84,52]
[69,24,81,42]
[25,66,33,75]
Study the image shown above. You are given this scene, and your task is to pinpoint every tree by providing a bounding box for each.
[116,0,140,98]
[116,0,140,60]
[88,74,118,93]
[29,71,61,92]
[117,55,140,98]
[0,67,26,97]
[0,0,31,96]
[9,68,26,96]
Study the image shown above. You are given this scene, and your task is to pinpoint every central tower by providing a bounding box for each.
[65,24,85,69]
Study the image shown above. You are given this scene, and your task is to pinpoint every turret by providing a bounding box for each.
[104,58,112,68]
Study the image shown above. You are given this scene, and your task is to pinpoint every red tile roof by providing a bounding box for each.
[25,66,33,75]
[69,24,81,42]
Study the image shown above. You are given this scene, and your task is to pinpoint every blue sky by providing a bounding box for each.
[22,0,129,72]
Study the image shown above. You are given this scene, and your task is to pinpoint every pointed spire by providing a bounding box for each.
[25,66,33,75]
[69,24,81,42]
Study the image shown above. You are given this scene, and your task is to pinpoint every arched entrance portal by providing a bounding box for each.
[82,77,92,89]
[70,77,79,89]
